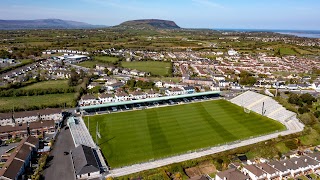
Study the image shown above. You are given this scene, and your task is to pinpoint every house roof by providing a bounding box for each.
[81,94,96,100]
[256,163,277,174]
[183,86,195,90]
[170,87,183,92]
[0,121,55,134]
[307,152,320,161]
[216,168,249,180]
[99,93,114,98]
[115,91,128,97]
[71,145,100,175]
[2,159,24,179]
[0,112,12,120]
[15,144,32,161]
[131,91,144,96]
[244,164,265,177]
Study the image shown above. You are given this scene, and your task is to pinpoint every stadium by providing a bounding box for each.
[77,91,304,177]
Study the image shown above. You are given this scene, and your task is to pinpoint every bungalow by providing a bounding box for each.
[130,70,139,76]
[268,160,292,179]
[306,152,320,172]
[98,94,114,104]
[215,168,250,180]
[71,145,100,179]
[255,163,280,180]
[242,164,268,180]
[79,94,97,106]
[165,87,185,96]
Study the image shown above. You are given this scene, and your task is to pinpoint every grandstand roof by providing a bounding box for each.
[80,91,220,110]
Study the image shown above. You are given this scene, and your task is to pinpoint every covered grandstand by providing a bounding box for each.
[79,91,220,113]
[230,91,304,132]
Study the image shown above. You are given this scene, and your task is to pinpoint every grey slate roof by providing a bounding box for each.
[72,144,100,175]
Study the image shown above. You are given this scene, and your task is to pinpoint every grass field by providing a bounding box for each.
[87,100,285,168]
[0,93,75,111]
[121,61,172,76]
[78,61,97,68]
[21,80,69,90]
[94,56,119,63]
[279,47,298,56]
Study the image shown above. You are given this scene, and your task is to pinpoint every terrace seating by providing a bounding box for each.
[230,91,304,132]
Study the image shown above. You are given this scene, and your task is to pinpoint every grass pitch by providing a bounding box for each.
[121,61,172,76]
[87,100,285,168]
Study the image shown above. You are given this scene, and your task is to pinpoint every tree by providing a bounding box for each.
[68,69,80,86]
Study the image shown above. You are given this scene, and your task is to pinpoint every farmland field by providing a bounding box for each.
[21,80,70,90]
[121,61,172,76]
[0,93,75,112]
[86,99,285,168]
[94,56,119,63]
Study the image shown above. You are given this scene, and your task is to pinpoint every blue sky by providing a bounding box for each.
[1,0,320,30]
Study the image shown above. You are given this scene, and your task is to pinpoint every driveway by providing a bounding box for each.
[43,123,76,180]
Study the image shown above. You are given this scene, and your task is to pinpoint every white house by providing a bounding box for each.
[130,91,146,100]
[38,108,63,123]
[0,113,13,126]
[255,163,280,180]
[115,92,130,102]
[79,94,97,106]
[98,94,114,104]
[146,89,161,98]
[213,74,226,81]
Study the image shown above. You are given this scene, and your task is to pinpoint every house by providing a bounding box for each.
[38,108,63,123]
[219,80,231,87]
[98,94,114,104]
[13,111,39,124]
[155,81,163,88]
[165,87,185,96]
[183,86,195,94]
[146,89,161,98]
[71,145,100,179]
[0,121,56,140]
[0,136,39,180]
[130,91,146,100]
[0,113,13,126]
[255,163,280,180]
[215,168,250,180]
[306,152,320,172]
[268,160,292,179]
[242,164,267,180]
[115,92,130,102]
[79,95,97,106]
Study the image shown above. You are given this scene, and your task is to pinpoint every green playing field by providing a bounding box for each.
[86,99,285,168]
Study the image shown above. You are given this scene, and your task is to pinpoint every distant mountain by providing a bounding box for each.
[0,19,107,30]
[117,19,180,29]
